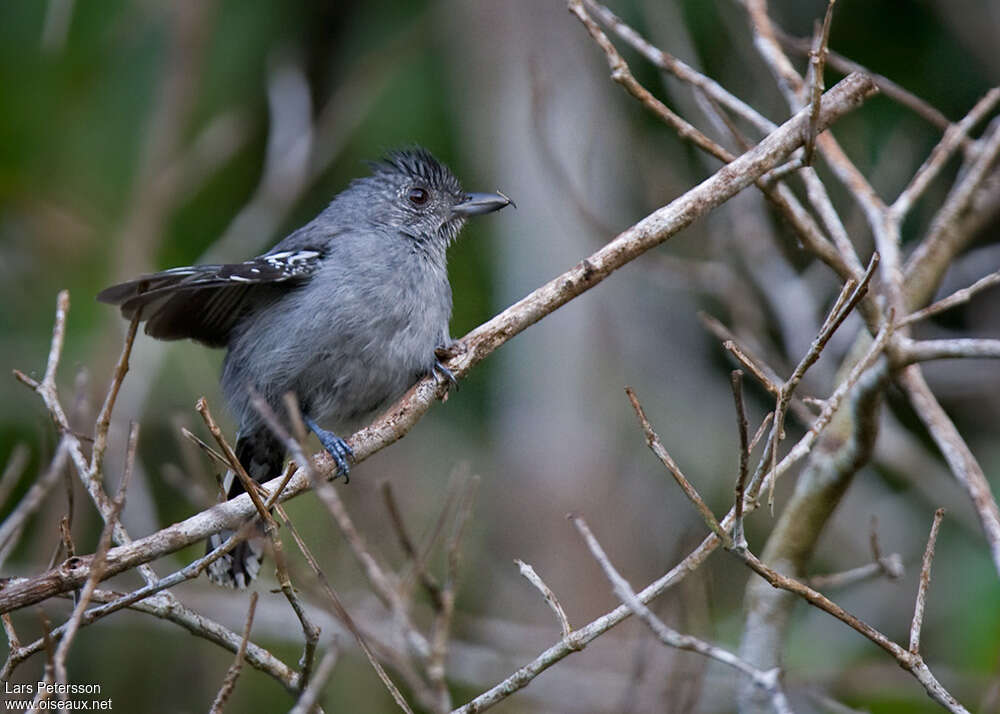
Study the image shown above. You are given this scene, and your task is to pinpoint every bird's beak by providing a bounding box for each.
[452,191,514,216]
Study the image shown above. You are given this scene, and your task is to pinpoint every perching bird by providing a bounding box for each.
[98,148,511,587]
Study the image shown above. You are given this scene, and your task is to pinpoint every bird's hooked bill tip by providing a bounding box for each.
[453,190,515,216]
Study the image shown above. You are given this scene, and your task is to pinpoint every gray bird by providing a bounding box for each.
[98,148,511,587]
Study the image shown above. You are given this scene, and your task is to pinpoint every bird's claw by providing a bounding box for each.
[433,359,459,391]
[305,416,353,483]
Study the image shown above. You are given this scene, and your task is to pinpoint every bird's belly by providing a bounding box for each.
[292,315,441,428]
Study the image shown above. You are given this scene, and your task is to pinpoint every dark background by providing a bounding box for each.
[1,1,998,712]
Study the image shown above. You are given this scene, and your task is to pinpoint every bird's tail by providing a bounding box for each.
[206,428,284,589]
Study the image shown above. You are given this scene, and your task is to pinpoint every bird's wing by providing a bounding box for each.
[97,249,324,347]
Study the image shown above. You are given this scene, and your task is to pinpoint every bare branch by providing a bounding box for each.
[897,337,1000,363]
[288,645,339,714]
[583,0,777,137]
[807,553,904,589]
[803,0,837,165]
[774,28,961,136]
[892,88,1000,218]
[909,509,945,655]
[196,397,274,530]
[733,545,968,712]
[625,387,730,546]
[749,412,774,455]
[569,0,733,162]
[731,371,751,549]
[906,118,1000,309]
[2,524,285,687]
[209,591,258,714]
[722,340,781,396]
[900,270,1000,326]
[515,560,573,640]
[898,365,1000,574]
[89,309,142,481]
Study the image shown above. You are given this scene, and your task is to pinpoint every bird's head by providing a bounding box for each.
[351,147,511,248]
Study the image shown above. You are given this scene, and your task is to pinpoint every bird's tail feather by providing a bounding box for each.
[206,525,266,590]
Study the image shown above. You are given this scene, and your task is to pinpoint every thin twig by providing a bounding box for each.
[625,387,731,547]
[515,560,574,640]
[730,371,750,549]
[209,591,258,714]
[896,337,1000,363]
[274,502,415,714]
[569,0,735,162]
[898,365,1000,575]
[803,0,837,165]
[909,508,945,655]
[288,645,339,714]
[807,553,904,589]
[243,395,323,687]
[892,88,1000,218]
[900,270,1000,326]
[196,397,275,530]
[722,341,781,396]
[89,309,142,481]
[573,0,869,294]
[181,427,231,472]
[749,412,774,454]
[774,22,983,147]
[249,393,415,712]
[765,253,879,505]
[699,313,814,425]
[906,116,1000,308]
[584,0,868,284]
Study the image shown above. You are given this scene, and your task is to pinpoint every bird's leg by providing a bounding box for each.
[304,416,354,483]
[433,344,460,391]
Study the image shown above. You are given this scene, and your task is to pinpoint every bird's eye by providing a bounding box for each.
[408,187,430,206]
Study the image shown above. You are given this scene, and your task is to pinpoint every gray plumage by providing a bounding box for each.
[99,148,510,588]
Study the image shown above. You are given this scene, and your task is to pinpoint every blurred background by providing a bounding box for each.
[2,0,999,712]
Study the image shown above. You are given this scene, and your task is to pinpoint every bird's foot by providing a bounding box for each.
[304,416,353,483]
[433,359,458,391]
[433,343,461,394]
